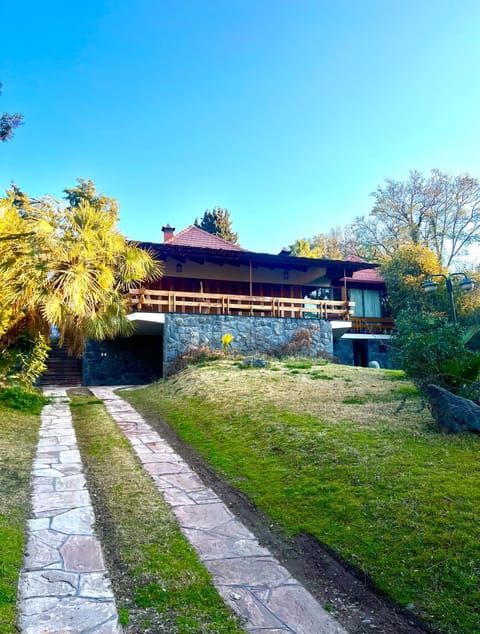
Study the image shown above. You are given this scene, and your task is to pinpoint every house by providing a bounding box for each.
[81,225,394,385]
[334,256,393,367]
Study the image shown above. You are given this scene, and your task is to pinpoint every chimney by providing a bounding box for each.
[162,224,175,242]
[279,247,291,256]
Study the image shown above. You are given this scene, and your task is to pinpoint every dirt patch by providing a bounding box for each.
[129,394,434,634]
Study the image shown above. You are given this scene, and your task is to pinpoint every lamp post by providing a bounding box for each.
[421,272,474,323]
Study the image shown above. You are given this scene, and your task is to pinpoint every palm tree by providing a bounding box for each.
[0,183,162,363]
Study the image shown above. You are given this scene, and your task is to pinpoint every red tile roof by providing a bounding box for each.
[167,225,246,251]
[342,255,384,284]
[351,268,384,283]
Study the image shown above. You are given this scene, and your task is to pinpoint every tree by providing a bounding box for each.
[380,244,444,318]
[194,207,239,244]
[290,228,346,259]
[352,170,480,267]
[64,178,119,215]
[0,83,23,142]
[0,181,162,373]
[393,312,480,403]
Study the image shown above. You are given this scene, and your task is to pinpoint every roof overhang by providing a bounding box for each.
[127,312,165,335]
[331,321,353,339]
[137,241,378,281]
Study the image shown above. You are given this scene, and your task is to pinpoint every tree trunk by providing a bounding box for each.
[427,384,480,433]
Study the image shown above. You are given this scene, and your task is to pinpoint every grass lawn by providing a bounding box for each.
[0,395,42,633]
[70,395,243,634]
[123,359,480,634]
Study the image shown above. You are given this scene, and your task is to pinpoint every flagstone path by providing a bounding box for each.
[17,388,122,634]
[91,386,347,634]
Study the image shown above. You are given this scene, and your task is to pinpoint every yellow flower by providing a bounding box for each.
[221,333,233,350]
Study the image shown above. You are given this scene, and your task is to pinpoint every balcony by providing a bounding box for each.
[350,316,395,334]
[128,288,353,320]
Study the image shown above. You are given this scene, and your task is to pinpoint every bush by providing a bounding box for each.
[168,345,224,375]
[0,385,49,414]
[393,312,480,401]
[268,329,341,363]
[0,333,50,387]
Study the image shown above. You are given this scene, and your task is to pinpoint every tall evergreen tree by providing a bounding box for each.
[195,207,239,244]
[0,83,23,142]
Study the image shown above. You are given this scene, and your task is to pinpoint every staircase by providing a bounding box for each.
[39,344,83,387]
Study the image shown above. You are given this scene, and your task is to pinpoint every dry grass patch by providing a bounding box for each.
[167,361,428,431]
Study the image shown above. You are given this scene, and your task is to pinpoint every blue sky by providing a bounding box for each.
[1,0,480,253]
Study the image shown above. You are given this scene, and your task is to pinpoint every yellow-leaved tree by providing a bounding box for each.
[0,180,162,383]
[380,244,444,318]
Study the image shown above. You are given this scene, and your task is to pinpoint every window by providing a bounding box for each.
[306,287,342,301]
[349,289,382,317]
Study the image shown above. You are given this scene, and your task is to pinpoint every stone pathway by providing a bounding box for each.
[91,386,347,634]
[17,388,122,634]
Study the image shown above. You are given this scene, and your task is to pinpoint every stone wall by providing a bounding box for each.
[333,338,354,366]
[163,313,333,375]
[366,339,395,369]
[334,337,395,369]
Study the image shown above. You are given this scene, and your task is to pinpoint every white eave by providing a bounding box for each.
[127,312,165,335]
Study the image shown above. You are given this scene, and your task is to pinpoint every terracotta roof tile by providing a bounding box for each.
[340,255,384,283]
[167,225,246,251]
[351,268,384,282]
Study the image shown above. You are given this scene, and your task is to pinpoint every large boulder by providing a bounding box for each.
[427,384,480,433]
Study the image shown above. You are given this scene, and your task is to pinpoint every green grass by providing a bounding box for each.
[0,386,48,414]
[71,396,243,634]
[0,401,41,632]
[309,372,334,380]
[123,361,480,634]
[285,361,314,369]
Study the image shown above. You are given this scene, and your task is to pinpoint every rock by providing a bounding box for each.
[241,357,267,368]
[427,384,480,433]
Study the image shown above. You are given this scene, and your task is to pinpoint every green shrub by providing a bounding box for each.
[0,386,49,414]
[393,312,480,401]
[0,334,50,387]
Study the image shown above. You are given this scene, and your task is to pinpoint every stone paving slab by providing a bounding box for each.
[92,386,347,634]
[17,388,122,634]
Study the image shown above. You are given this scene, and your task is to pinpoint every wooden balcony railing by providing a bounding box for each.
[350,316,395,334]
[128,288,354,320]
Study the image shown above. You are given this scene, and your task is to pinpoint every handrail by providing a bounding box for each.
[127,288,354,320]
[350,316,395,333]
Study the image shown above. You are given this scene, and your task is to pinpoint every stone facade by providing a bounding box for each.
[334,337,394,369]
[81,315,352,385]
[83,335,163,386]
[163,313,333,375]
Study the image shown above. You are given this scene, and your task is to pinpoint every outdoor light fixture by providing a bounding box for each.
[283,270,289,280]
[421,272,474,323]
[420,279,438,293]
[176,262,183,273]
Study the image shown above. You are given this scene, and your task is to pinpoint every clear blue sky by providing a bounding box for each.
[1,0,480,253]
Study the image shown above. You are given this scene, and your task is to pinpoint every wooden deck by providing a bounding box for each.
[127,289,394,333]
[350,316,395,334]
[128,288,353,319]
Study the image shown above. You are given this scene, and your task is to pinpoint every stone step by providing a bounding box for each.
[40,344,83,386]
